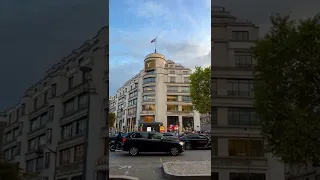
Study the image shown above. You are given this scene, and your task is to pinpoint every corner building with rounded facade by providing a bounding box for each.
[109,52,201,133]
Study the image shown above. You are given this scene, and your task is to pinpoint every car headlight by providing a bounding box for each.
[179,141,184,146]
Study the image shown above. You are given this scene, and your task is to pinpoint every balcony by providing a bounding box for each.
[140,110,156,115]
[28,126,46,138]
[58,134,85,148]
[211,156,268,170]
[166,111,193,116]
[28,103,49,120]
[60,107,88,125]
[56,161,83,175]
[61,82,87,102]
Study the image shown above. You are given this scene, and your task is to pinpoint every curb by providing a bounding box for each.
[109,175,140,180]
[162,161,211,180]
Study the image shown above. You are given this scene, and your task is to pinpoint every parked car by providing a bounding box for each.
[122,131,184,156]
[179,134,211,150]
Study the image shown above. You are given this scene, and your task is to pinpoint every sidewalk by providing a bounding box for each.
[162,161,211,180]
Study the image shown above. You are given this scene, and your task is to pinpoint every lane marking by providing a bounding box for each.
[160,157,163,163]
[124,166,131,176]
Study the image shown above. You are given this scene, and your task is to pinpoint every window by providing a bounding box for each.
[143,77,156,83]
[78,94,88,108]
[212,107,217,125]
[167,105,178,112]
[169,71,175,74]
[16,142,21,155]
[167,95,178,102]
[8,113,12,124]
[142,116,154,123]
[183,71,189,74]
[46,129,52,143]
[167,86,178,92]
[169,77,176,82]
[143,95,155,101]
[132,132,149,138]
[228,108,260,126]
[64,98,75,114]
[76,119,86,135]
[51,84,57,97]
[212,80,217,96]
[44,152,50,168]
[34,98,38,110]
[146,70,156,75]
[232,31,249,41]
[82,71,90,82]
[13,128,19,138]
[71,176,83,180]
[36,156,44,171]
[227,80,254,96]
[43,177,49,180]
[43,92,48,104]
[181,87,190,92]
[49,106,55,121]
[26,159,35,172]
[235,53,253,68]
[40,113,48,126]
[30,118,39,132]
[182,105,193,112]
[5,132,13,142]
[142,105,155,111]
[28,138,37,151]
[3,149,10,160]
[229,173,266,180]
[68,76,74,89]
[16,109,19,121]
[181,96,192,102]
[60,148,71,165]
[19,122,23,134]
[38,135,46,146]
[228,139,264,157]
[74,144,85,162]
[62,124,73,140]
[21,103,26,115]
[183,77,190,83]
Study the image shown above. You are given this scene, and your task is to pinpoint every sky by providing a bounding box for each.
[0,0,108,110]
[109,0,211,95]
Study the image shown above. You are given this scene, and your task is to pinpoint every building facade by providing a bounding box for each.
[1,26,108,180]
[211,7,284,180]
[109,53,201,133]
[0,112,7,161]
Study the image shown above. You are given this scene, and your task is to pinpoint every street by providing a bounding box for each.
[109,149,210,180]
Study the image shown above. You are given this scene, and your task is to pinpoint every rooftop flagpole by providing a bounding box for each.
[151,37,157,53]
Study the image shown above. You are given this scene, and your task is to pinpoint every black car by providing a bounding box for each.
[162,132,178,139]
[179,134,211,150]
[122,131,184,156]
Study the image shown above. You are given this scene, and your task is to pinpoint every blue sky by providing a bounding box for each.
[110,0,211,95]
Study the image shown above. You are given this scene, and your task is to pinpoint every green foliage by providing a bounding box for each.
[189,66,211,114]
[109,112,116,127]
[0,161,25,180]
[253,14,320,165]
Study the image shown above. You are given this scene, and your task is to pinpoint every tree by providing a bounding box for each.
[252,14,320,165]
[109,112,116,127]
[0,161,25,180]
[189,66,211,114]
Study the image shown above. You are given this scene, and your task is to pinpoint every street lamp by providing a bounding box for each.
[79,66,93,180]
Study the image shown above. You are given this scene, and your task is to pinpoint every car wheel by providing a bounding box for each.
[129,147,139,156]
[170,147,179,156]
[110,145,116,152]
[185,143,192,150]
